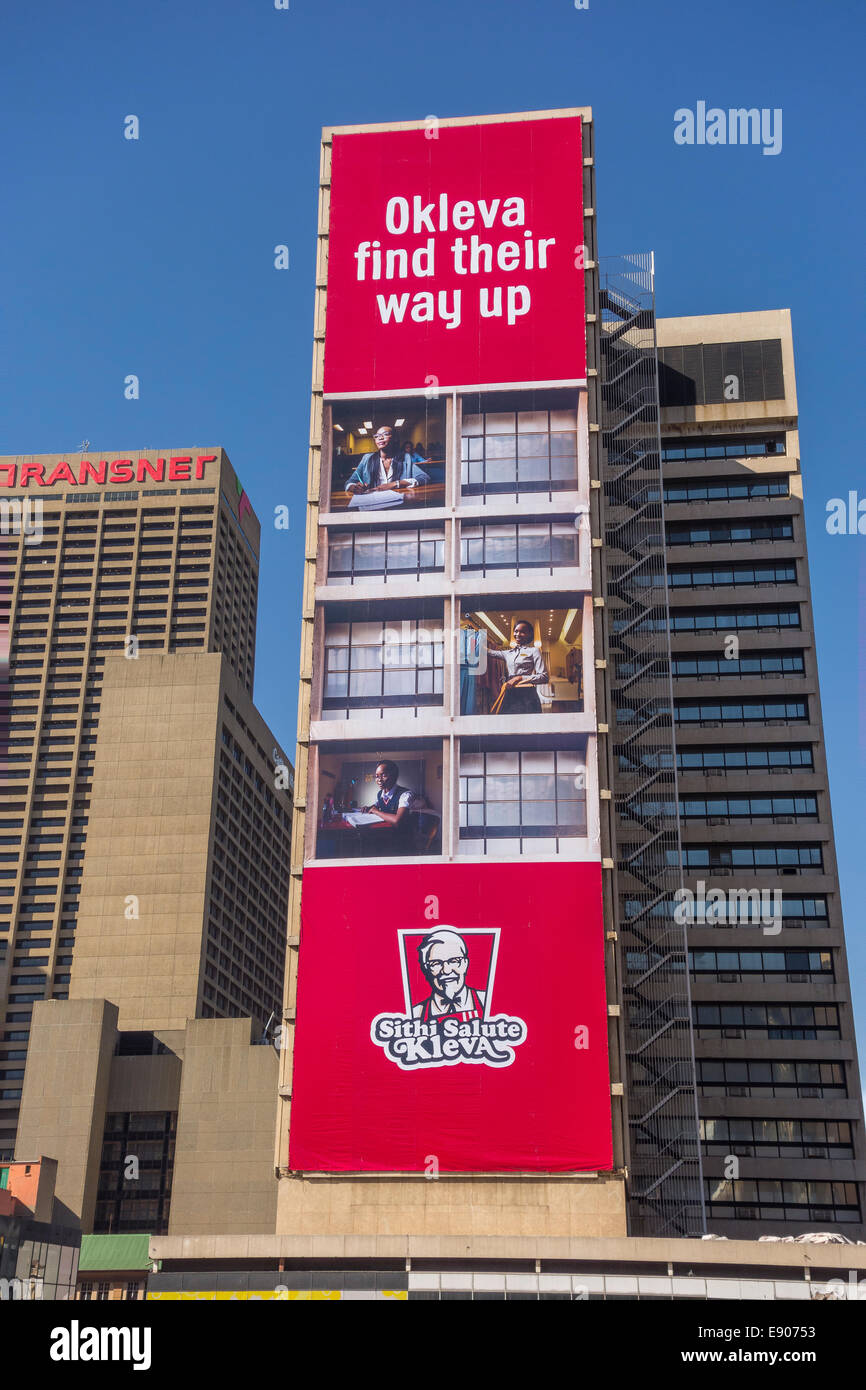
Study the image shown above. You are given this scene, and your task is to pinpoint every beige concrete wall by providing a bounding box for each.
[150,1228,866,1273]
[276,1171,627,1239]
[169,1018,279,1235]
[15,998,117,1229]
[69,653,222,1031]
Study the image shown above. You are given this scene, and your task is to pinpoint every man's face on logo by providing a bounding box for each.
[425,940,468,1003]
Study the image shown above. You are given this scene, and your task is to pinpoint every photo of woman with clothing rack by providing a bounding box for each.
[487,618,548,714]
[459,607,584,716]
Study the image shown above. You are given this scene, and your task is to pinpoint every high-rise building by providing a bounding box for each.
[654,310,866,1237]
[276,108,627,1239]
[274,108,864,1249]
[1,451,293,1209]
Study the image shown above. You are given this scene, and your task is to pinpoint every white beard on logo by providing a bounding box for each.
[438,977,462,1003]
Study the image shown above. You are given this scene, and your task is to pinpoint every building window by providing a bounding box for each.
[666,606,800,633]
[670,651,805,679]
[675,794,818,823]
[705,1178,860,1224]
[659,477,789,504]
[668,562,796,588]
[461,401,578,496]
[688,948,833,982]
[676,745,813,773]
[327,526,445,582]
[677,843,822,874]
[460,519,578,573]
[661,434,784,461]
[322,620,444,718]
[693,1004,840,1042]
[459,746,587,855]
[695,1058,846,1099]
[666,518,794,545]
[674,699,807,725]
[94,1111,176,1235]
[700,1116,853,1159]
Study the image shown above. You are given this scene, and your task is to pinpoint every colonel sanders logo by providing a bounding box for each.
[370,926,528,1070]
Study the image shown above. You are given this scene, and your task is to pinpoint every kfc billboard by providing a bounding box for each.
[323,115,587,395]
[289,861,612,1173]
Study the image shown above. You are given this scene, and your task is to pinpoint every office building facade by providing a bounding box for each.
[2,450,293,1234]
[600,284,865,1239]
[652,310,866,1237]
[277,110,864,1246]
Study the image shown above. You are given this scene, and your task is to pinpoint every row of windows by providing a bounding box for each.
[79,1281,142,1301]
[624,894,828,925]
[693,1003,839,1038]
[661,435,784,461]
[678,845,823,871]
[700,1117,852,1154]
[696,1059,845,1096]
[627,949,833,977]
[705,1179,860,1222]
[674,699,807,724]
[670,606,800,633]
[627,794,819,821]
[689,948,832,976]
[667,562,796,588]
[459,751,586,840]
[659,477,789,503]
[325,521,580,581]
[323,621,444,709]
[461,407,578,495]
[670,652,805,678]
[677,745,813,772]
[328,527,445,579]
[666,518,794,545]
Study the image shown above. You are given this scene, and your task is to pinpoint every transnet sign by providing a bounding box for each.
[323,115,587,394]
[289,862,613,1173]
[0,455,217,489]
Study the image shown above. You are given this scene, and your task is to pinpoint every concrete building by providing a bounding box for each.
[274,107,626,1240]
[3,451,293,1235]
[4,111,863,1276]
[76,1232,150,1301]
[0,1156,80,1299]
[275,110,864,1250]
[654,309,866,1236]
[144,1230,866,1302]
[2,447,270,1154]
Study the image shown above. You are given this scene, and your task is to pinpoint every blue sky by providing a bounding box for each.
[3,0,864,1042]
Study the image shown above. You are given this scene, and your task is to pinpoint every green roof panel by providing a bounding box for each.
[79,1233,151,1272]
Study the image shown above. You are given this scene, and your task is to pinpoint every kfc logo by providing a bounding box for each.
[371,927,528,1070]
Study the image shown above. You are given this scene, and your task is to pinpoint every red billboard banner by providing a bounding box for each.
[289,861,612,1173]
[323,115,587,395]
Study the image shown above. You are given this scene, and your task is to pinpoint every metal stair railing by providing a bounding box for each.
[600,251,705,1238]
